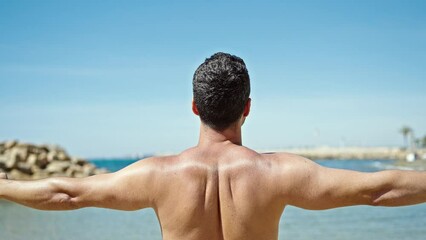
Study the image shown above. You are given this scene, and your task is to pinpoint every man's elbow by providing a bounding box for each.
[361,170,402,207]
[44,178,82,210]
[45,192,80,210]
[368,190,408,207]
[367,195,385,206]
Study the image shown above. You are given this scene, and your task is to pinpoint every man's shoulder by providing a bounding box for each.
[131,149,312,173]
[259,151,309,162]
[134,155,180,168]
[116,155,180,175]
[256,151,316,175]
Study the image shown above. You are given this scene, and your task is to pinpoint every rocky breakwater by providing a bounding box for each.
[0,140,108,180]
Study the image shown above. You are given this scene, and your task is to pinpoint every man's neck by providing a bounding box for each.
[197,123,242,148]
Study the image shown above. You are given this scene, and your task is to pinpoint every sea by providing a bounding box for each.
[1,159,425,240]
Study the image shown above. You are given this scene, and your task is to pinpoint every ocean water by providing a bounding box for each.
[1,159,426,240]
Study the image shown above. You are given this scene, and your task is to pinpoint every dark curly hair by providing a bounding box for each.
[193,52,251,130]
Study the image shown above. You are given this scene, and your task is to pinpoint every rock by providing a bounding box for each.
[17,162,33,175]
[0,140,109,180]
[65,165,83,177]
[32,171,50,179]
[45,144,67,154]
[27,145,46,154]
[38,145,50,153]
[4,140,18,149]
[47,151,58,162]
[73,172,87,178]
[9,169,31,180]
[10,147,28,163]
[16,143,31,149]
[0,154,7,163]
[71,157,86,166]
[36,153,49,169]
[46,161,71,173]
[82,163,96,176]
[49,172,68,178]
[27,154,38,165]
[31,165,42,174]
[2,153,18,170]
[0,159,6,171]
[46,150,70,162]
[56,151,70,161]
[94,168,108,175]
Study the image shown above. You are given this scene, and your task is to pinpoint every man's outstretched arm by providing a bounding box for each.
[275,153,426,210]
[0,158,157,211]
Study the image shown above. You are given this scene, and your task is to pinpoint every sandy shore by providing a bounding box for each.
[259,146,426,161]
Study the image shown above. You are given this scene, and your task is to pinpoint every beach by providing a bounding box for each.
[269,147,426,161]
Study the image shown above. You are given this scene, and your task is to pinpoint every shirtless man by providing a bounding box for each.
[1,52,425,240]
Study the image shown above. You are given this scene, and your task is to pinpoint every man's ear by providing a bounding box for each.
[243,98,251,117]
[192,100,199,116]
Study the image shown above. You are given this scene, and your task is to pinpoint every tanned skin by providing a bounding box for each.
[1,100,426,240]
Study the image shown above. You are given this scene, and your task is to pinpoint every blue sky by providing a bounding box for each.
[1,0,425,158]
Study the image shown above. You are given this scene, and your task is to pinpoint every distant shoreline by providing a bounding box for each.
[91,147,426,162]
[258,146,426,161]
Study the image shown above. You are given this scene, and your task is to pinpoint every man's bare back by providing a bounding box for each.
[1,52,426,239]
[152,143,284,240]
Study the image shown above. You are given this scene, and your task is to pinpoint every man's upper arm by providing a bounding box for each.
[275,153,382,210]
[70,158,158,210]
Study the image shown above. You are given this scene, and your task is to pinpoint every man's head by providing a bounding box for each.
[192,52,251,131]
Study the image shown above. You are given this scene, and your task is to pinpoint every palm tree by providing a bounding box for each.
[399,126,412,149]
